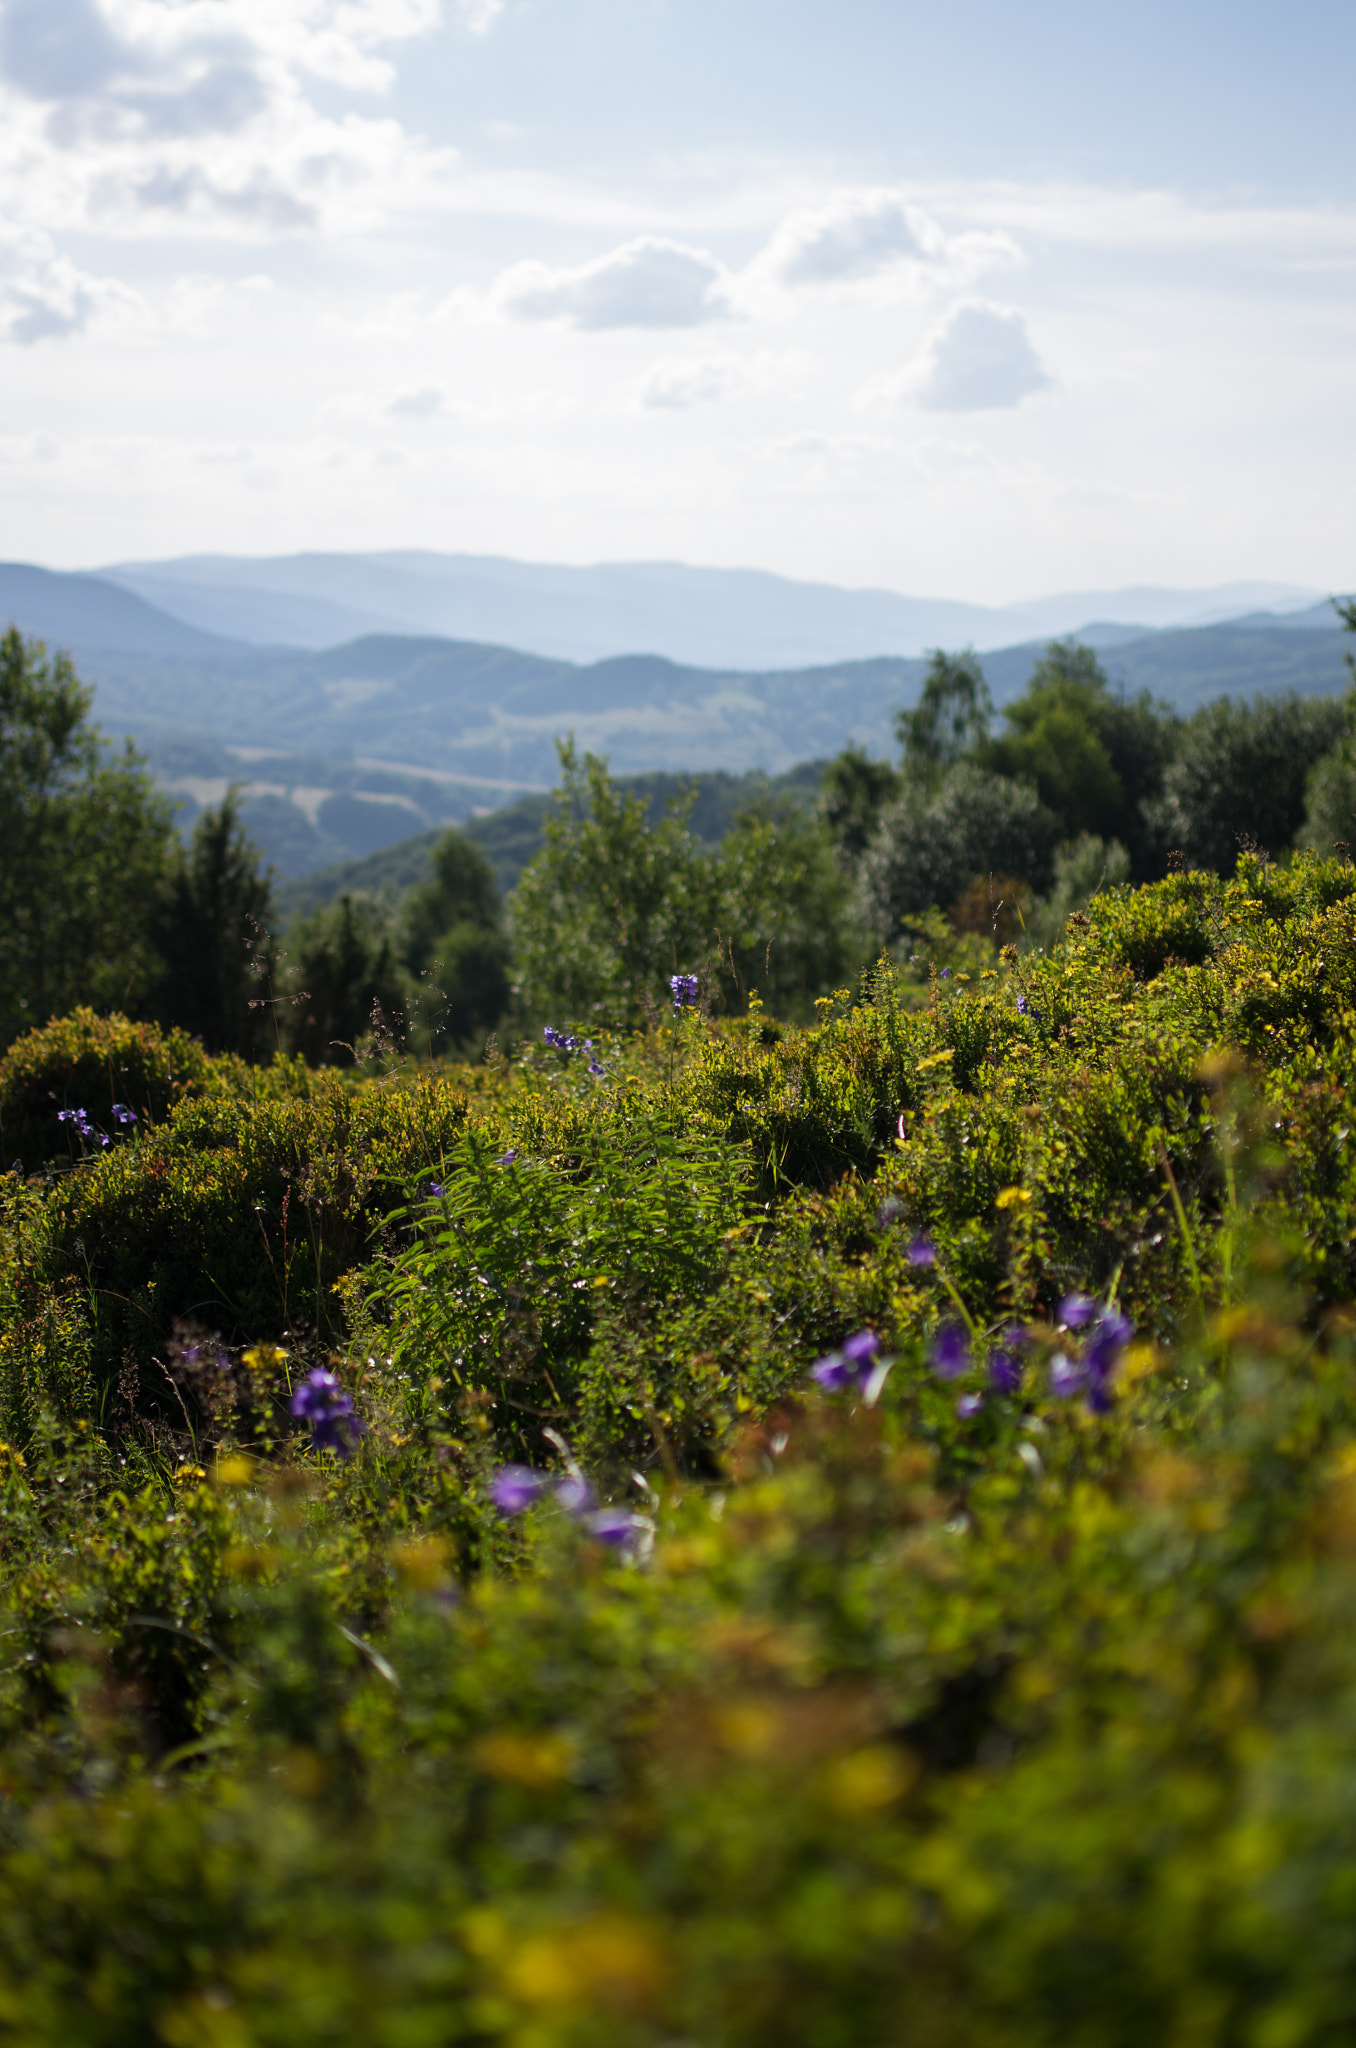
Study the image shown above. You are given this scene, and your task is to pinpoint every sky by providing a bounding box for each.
[0,0,1353,602]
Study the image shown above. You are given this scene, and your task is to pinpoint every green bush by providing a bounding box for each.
[4,1070,470,1420]
[0,1009,219,1172]
[2,848,1356,2041]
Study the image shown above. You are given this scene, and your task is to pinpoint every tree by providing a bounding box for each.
[895,649,992,786]
[511,742,717,1026]
[0,629,173,1051]
[1152,694,1345,873]
[152,791,276,1056]
[400,829,510,1053]
[714,802,860,1015]
[283,895,408,1066]
[983,640,1176,869]
[402,830,501,975]
[1298,602,1356,856]
[859,762,1061,939]
[817,746,901,866]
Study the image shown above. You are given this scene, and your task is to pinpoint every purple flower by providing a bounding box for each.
[1058,1293,1097,1329]
[931,1322,971,1382]
[811,1352,856,1392]
[489,1465,547,1514]
[907,1235,937,1267]
[1049,1352,1086,1399]
[543,1026,581,1052]
[842,1329,881,1367]
[289,1368,367,1459]
[111,1103,137,1126]
[811,1330,881,1394]
[425,1180,445,1198]
[57,1107,107,1148]
[669,973,699,1010]
[956,1392,984,1420]
[939,969,950,980]
[554,1474,597,1516]
[584,1508,644,1545]
[1084,1309,1133,1414]
[496,1150,518,1166]
[1016,995,1027,1015]
[988,1349,1024,1396]
[588,1057,605,1077]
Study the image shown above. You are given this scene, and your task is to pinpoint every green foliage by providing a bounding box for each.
[859,761,1061,936]
[282,894,409,1065]
[376,1108,749,1465]
[817,744,900,865]
[152,791,277,1057]
[0,1009,219,1173]
[1149,692,1344,873]
[402,828,501,971]
[895,645,993,784]
[713,801,861,1014]
[5,849,1356,2040]
[511,742,716,1027]
[512,745,856,1026]
[983,639,1176,871]
[401,829,511,1053]
[3,1067,469,1418]
[0,630,175,1048]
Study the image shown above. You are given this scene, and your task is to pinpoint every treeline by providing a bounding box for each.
[4,617,1356,1063]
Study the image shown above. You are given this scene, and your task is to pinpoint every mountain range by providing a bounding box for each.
[95,551,1321,670]
[0,555,1347,882]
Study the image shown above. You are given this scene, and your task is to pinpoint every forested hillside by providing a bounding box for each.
[4,618,1356,2040]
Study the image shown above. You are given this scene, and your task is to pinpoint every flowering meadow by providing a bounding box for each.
[1,851,1356,2041]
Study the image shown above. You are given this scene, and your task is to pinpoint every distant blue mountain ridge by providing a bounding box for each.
[0,555,1346,882]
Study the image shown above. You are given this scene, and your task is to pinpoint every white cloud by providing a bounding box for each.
[749,189,1020,300]
[639,355,742,409]
[0,220,141,342]
[761,190,945,286]
[496,236,731,330]
[916,301,1051,411]
[388,383,445,418]
[0,0,460,245]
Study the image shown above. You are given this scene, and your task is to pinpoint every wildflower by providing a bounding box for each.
[585,1507,645,1545]
[56,1107,107,1148]
[811,1329,881,1394]
[669,973,699,1009]
[1049,1352,1086,1399]
[489,1465,547,1514]
[111,1104,137,1126]
[1016,995,1027,1015]
[930,1322,970,1381]
[989,1345,1024,1396]
[1058,1293,1097,1329]
[496,1150,518,1166]
[956,1392,984,1419]
[1084,1308,1133,1414]
[907,1235,936,1267]
[843,1330,881,1367]
[543,1025,581,1052]
[555,1474,597,1516]
[811,1351,857,1392]
[289,1368,368,1459]
[425,1180,445,1198]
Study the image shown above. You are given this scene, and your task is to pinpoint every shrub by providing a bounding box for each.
[859,762,1061,937]
[1147,692,1344,872]
[0,1009,218,1172]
